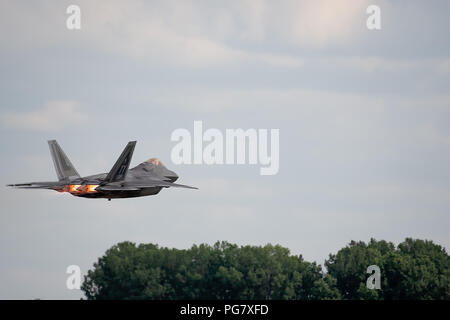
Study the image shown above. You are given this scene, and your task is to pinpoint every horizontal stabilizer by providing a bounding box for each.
[7,181,66,190]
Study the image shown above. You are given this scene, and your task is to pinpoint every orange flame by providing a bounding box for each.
[63,184,99,194]
[86,185,99,193]
[70,184,81,193]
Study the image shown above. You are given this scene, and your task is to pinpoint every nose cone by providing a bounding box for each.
[166,170,178,182]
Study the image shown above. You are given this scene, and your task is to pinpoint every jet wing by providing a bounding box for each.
[96,180,198,191]
[95,185,141,191]
[131,180,198,189]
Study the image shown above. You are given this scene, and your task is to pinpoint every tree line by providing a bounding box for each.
[81,238,449,300]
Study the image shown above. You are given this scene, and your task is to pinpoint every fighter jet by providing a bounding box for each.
[7,140,197,200]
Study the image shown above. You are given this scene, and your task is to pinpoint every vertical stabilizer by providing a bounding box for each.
[48,140,80,181]
[104,141,136,183]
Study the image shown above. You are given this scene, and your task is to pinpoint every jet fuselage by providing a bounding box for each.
[7,141,197,200]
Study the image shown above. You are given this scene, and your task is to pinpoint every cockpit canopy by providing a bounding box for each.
[146,158,164,166]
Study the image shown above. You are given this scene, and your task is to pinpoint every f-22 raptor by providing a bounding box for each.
[7,140,197,200]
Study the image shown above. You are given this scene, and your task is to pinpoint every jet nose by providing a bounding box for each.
[165,170,178,182]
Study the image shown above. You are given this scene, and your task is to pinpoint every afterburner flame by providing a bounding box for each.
[64,184,99,194]
[86,184,99,193]
[69,184,81,193]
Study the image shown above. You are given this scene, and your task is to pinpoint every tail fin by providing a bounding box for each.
[104,141,136,183]
[48,140,80,181]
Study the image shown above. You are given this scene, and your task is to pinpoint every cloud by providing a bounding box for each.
[0,1,348,68]
[191,178,274,199]
[437,58,450,74]
[317,56,420,72]
[4,0,445,71]
[81,3,304,68]
[314,56,450,73]
[146,86,385,113]
[1,101,87,131]
[288,0,370,47]
[147,86,450,159]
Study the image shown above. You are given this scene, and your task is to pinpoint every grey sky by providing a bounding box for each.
[0,0,449,299]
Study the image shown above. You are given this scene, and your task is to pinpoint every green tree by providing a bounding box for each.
[383,238,450,299]
[82,241,340,300]
[326,238,450,300]
[82,238,449,300]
